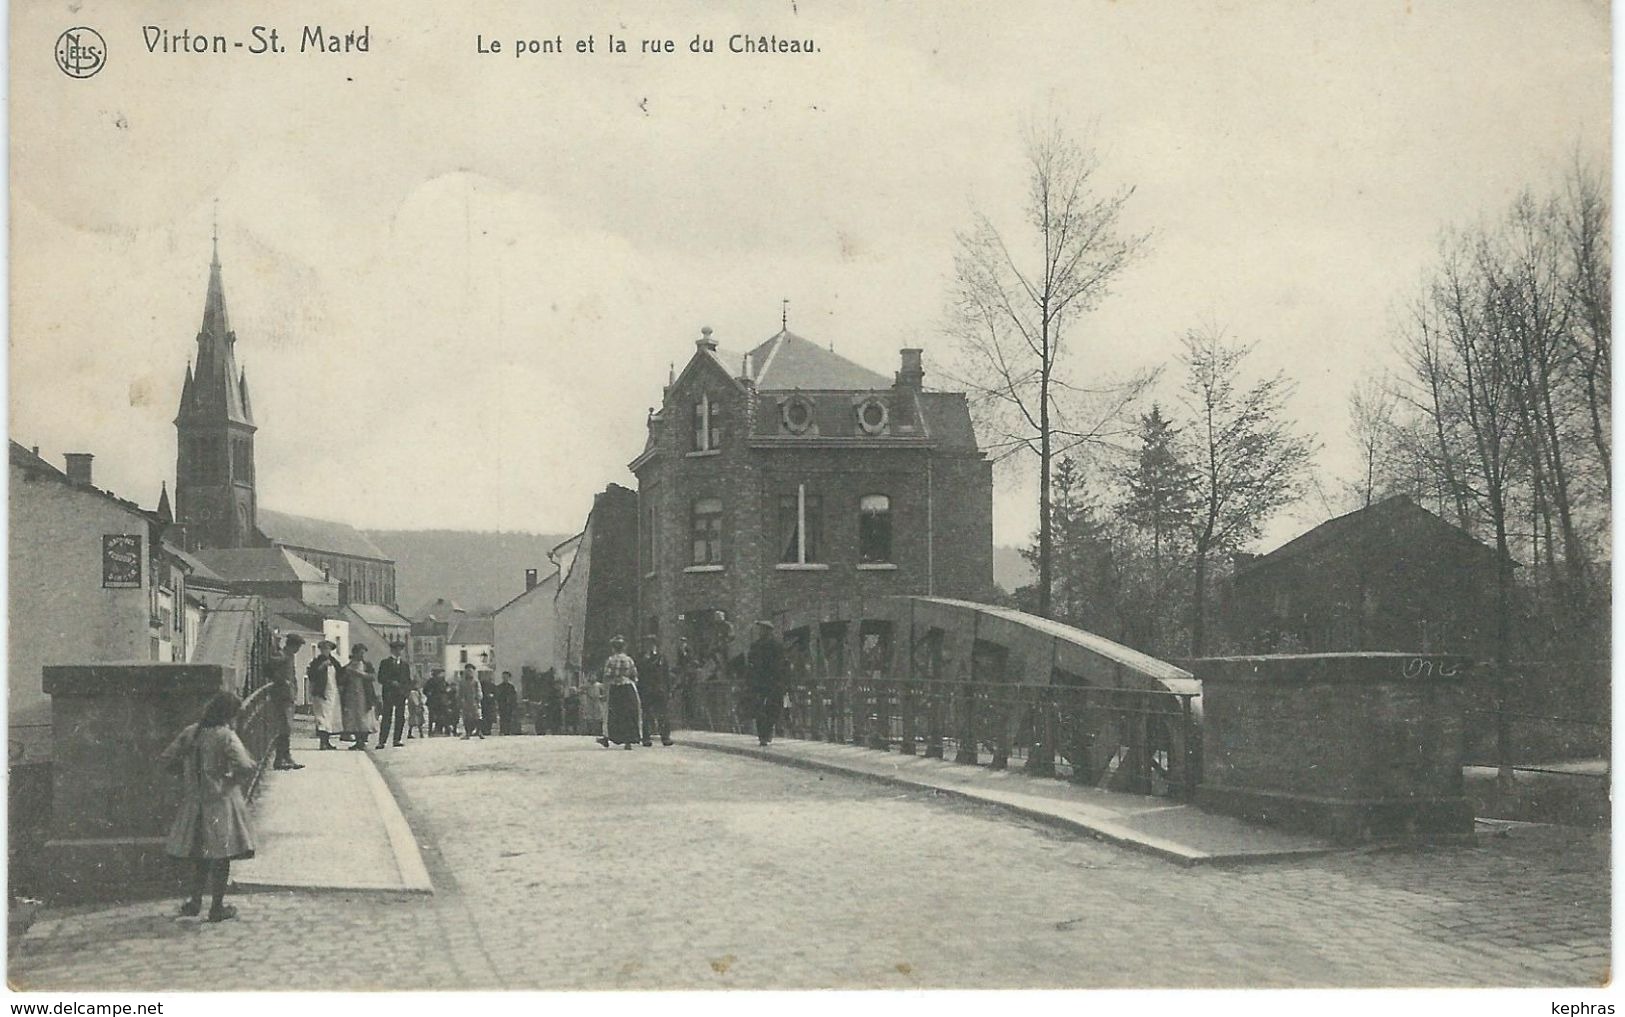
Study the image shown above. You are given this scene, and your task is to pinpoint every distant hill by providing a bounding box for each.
[992,545,1033,593]
[366,529,573,616]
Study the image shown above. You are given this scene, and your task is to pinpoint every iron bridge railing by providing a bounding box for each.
[684,676,1201,799]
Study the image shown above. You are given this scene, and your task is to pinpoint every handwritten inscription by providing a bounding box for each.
[1402,657,1462,679]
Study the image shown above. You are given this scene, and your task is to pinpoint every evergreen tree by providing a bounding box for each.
[1122,405,1197,567]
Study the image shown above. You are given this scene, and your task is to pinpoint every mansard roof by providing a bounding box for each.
[746,330,891,390]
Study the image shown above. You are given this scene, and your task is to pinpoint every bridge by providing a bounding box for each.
[8,597,1609,990]
[691,595,1202,795]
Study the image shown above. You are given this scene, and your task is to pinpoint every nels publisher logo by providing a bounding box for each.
[55,27,106,78]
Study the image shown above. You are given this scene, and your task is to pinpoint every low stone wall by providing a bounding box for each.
[42,663,237,902]
[1187,653,1474,844]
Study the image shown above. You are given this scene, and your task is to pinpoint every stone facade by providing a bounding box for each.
[42,663,238,901]
[1190,653,1475,843]
[631,330,993,662]
[9,444,192,765]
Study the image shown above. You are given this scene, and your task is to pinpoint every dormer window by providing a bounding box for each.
[692,394,724,452]
[780,395,815,435]
[856,398,889,435]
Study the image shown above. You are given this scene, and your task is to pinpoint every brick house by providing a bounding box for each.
[629,327,994,663]
[1223,494,1507,656]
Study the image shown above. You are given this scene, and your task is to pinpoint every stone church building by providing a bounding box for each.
[173,240,397,608]
[630,327,993,660]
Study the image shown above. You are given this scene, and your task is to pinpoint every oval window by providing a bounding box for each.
[857,399,888,434]
[782,397,814,434]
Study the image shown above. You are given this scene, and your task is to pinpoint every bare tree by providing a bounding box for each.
[1558,160,1612,494]
[1347,374,1399,508]
[946,120,1149,618]
[1178,329,1316,656]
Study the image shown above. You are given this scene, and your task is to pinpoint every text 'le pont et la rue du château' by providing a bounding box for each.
[476,33,818,58]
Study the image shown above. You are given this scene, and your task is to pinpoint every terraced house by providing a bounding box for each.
[629,326,994,661]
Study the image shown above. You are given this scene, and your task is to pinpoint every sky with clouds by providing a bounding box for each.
[10,0,1610,550]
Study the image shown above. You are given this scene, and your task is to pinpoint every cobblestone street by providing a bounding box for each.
[10,736,1610,991]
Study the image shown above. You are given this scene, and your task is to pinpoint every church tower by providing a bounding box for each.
[174,236,258,550]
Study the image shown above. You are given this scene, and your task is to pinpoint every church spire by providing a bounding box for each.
[183,232,250,427]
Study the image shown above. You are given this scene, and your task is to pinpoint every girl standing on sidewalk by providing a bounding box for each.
[159,691,258,923]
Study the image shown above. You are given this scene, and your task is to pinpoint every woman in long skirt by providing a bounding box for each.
[308,640,344,750]
[159,691,257,923]
[596,636,644,749]
[339,644,378,751]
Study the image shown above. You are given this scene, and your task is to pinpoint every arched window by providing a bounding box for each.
[691,497,723,565]
[859,494,892,564]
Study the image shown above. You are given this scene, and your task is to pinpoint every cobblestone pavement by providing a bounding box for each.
[10,736,1610,991]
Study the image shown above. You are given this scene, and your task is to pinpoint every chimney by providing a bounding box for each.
[64,453,94,486]
[896,349,924,391]
[696,325,718,353]
[525,568,538,591]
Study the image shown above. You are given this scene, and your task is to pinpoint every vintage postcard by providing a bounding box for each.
[5,0,1611,1006]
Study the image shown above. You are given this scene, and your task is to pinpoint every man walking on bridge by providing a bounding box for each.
[747,621,787,747]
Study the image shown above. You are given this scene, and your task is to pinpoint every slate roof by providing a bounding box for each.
[175,250,254,428]
[260,595,344,623]
[343,606,404,657]
[258,507,392,562]
[194,547,331,584]
[746,330,891,390]
[917,392,979,451]
[350,602,412,629]
[1237,495,1507,577]
[9,441,163,523]
[449,615,496,645]
[410,596,466,622]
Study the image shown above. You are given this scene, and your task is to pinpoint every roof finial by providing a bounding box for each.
[781,298,789,332]
[211,199,219,265]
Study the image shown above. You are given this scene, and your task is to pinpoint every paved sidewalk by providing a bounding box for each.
[680,731,1336,864]
[231,743,431,893]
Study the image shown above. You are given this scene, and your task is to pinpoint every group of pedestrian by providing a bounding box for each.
[417,666,523,738]
[304,638,408,750]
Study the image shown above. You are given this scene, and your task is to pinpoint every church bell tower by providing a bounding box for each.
[174,234,258,550]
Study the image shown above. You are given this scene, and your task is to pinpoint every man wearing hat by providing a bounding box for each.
[746,621,787,746]
[637,634,674,747]
[307,639,344,750]
[268,633,306,770]
[376,640,412,749]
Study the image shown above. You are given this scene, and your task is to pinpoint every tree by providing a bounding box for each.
[946,120,1149,619]
[1179,329,1315,656]
[1123,404,1196,564]
[1019,456,1123,634]
[1347,375,1399,508]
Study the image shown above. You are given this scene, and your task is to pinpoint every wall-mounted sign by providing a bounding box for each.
[102,533,143,588]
